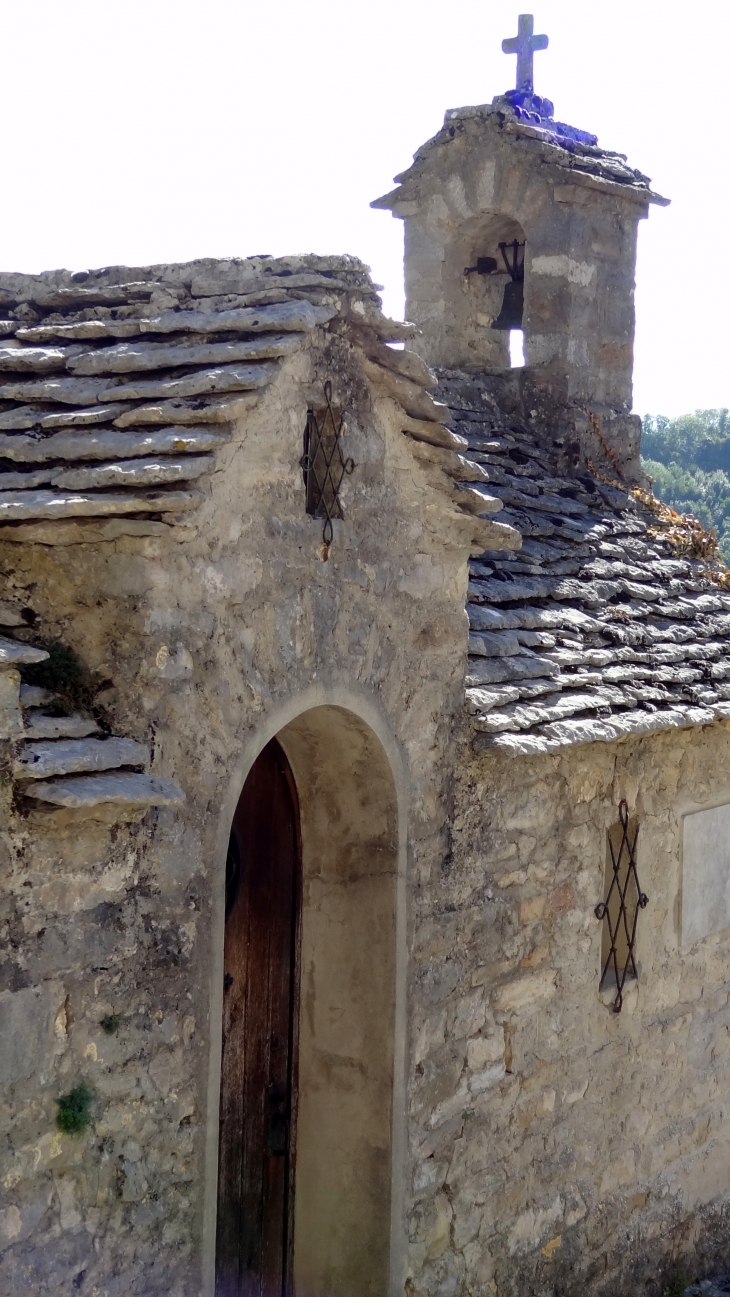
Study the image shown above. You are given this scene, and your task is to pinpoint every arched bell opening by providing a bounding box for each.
[213,704,400,1297]
[456,211,527,369]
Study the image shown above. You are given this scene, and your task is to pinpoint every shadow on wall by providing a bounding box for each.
[277,705,399,1297]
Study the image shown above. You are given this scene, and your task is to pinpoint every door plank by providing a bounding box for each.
[216,740,301,1297]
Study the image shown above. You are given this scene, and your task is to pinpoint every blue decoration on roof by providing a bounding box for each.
[500,15,599,149]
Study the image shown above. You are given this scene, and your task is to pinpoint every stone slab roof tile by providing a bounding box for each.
[0,256,386,535]
[0,629,186,817]
[436,368,730,754]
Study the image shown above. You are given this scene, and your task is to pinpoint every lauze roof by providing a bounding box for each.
[0,255,378,535]
[1,258,726,760]
[438,371,730,756]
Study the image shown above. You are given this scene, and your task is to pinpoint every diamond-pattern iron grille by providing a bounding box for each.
[300,380,355,546]
[595,800,648,1013]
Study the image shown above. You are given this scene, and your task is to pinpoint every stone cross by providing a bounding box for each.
[502,14,548,95]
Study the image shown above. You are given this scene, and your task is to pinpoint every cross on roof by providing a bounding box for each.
[502,14,548,96]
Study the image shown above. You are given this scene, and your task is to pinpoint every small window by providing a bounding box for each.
[596,802,648,1012]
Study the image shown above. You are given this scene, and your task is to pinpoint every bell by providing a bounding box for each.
[491,278,524,330]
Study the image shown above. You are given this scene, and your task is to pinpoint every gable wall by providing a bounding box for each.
[0,340,472,1295]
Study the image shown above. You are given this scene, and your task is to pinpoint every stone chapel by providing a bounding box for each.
[3,14,730,1297]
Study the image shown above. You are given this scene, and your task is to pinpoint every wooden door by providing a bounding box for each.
[216,739,301,1297]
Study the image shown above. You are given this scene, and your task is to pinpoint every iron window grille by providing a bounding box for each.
[595,800,648,1013]
[300,380,355,546]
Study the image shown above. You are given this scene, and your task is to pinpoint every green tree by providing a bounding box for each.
[642,410,730,563]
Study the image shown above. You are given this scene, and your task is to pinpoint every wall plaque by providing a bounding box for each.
[682,802,730,946]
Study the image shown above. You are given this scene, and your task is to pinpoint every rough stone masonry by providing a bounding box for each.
[2,16,730,1297]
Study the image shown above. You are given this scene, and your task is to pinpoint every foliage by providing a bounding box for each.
[662,1268,690,1297]
[100,1013,121,1035]
[56,1083,93,1136]
[19,640,109,721]
[642,409,730,563]
[643,409,730,471]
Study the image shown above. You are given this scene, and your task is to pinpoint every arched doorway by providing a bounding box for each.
[214,705,400,1297]
[215,738,301,1297]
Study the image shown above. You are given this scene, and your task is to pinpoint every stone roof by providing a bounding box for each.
[0,254,521,555]
[373,100,669,212]
[435,370,730,756]
[0,633,184,816]
[4,256,721,764]
[0,255,389,538]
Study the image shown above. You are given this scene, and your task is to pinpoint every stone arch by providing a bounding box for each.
[202,690,407,1297]
[448,210,527,369]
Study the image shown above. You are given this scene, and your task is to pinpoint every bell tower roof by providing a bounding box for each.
[374,9,667,215]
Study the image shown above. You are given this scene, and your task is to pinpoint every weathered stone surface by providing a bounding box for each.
[0,488,198,520]
[363,339,436,389]
[0,345,78,373]
[12,279,156,308]
[0,375,115,405]
[0,985,61,1087]
[0,636,48,665]
[138,299,336,336]
[466,652,561,685]
[16,317,142,343]
[465,684,522,712]
[0,467,54,490]
[0,600,26,626]
[0,425,228,463]
[50,455,211,490]
[23,712,99,739]
[0,402,130,430]
[19,683,53,706]
[14,735,148,778]
[40,402,130,428]
[26,771,185,807]
[488,484,589,516]
[361,356,450,424]
[468,518,522,552]
[94,361,276,404]
[402,419,468,451]
[0,517,179,544]
[455,483,506,514]
[468,630,521,658]
[68,333,300,374]
[492,969,558,1011]
[409,440,493,485]
[0,667,22,737]
[113,396,253,426]
[469,574,558,603]
[473,689,610,733]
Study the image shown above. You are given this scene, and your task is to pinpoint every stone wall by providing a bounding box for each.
[3,265,730,1297]
[407,720,730,1297]
[0,330,476,1295]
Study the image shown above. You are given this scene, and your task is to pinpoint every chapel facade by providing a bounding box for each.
[2,17,730,1297]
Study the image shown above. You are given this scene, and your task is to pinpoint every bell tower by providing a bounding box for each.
[372,14,668,482]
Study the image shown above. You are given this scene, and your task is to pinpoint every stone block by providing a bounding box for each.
[14,735,149,779]
[492,970,558,1012]
[0,984,61,1087]
[0,667,22,737]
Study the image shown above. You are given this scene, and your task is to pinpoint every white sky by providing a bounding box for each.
[2,0,727,418]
